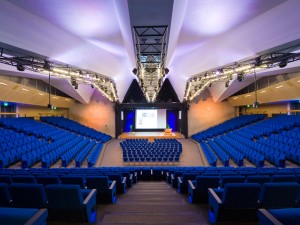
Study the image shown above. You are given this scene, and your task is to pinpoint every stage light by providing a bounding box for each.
[43,61,51,70]
[254,57,261,67]
[279,60,287,68]
[91,84,94,89]
[225,80,229,87]
[216,69,223,75]
[16,64,25,71]
[132,68,137,74]
[164,68,169,74]
[237,73,244,82]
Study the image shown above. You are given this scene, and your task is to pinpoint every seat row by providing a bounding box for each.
[0,183,97,223]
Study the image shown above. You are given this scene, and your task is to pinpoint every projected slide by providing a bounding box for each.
[135,109,166,129]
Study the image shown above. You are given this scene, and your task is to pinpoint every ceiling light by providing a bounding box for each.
[245,94,251,97]
[132,68,137,75]
[297,80,300,83]
[38,93,44,96]
[21,88,29,91]
[52,96,58,99]
[275,85,283,89]
[260,90,266,93]
[279,60,287,68]
[17,64,25,71]
[0,82,8,86]
[164,68,169,74]
[237,73,244,82]
[233,97,238,100]
[43,61,51,70]
[65,98,70,101]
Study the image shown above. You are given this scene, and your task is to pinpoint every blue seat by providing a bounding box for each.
[258,208,300,225]
[0,175,13,184]
[208,183,261,223]
[0,208,48,225]
[258,182,300,209]
[0,183,12,207]
[9,183,48,209]
[271,175,298,183]
[45,184,97,222]
[219,175,245,187]
[178,173,198,194]
[86,176,117,203]
[188,176,220,203]
[108,174,126,194]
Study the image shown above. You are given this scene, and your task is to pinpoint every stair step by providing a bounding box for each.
[101,212,205,224]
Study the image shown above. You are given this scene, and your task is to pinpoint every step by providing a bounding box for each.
[101,212,205,224]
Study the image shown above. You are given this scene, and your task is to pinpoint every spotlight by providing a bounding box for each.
[237,73,244,82]
[225,80,229,87]
[209,83,212,87]
[254,57,261,67]
[16,64,25,71]
[253,101,259,108]
[47,103,52,109]
[74,83,78,89]
[216,69,223,75]
[91,84,94,89]
[132,68,137,75]
[43,61,51,70]
[279,60,287,68]
[164,68,169,74]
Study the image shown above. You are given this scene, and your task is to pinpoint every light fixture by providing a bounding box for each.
[225,80,229,87]
[216,69,223,75]
[21,88,29,91]
[43,61,51,70]
[38,93,44,96]
[260,90,266,93]
[132,68,137,75]
[17,64,25,71]
[237,73,244,82]
[0,82,8,86]
[275,85,283,89]
[245,94,251,97]
[164,68,169,74]
[279,60,287,68]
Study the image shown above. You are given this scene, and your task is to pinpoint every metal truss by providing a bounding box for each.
[0,46,118,102]
[184,42,300,101]
[133,25,169,102]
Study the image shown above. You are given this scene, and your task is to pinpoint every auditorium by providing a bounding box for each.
[1,0,300,224]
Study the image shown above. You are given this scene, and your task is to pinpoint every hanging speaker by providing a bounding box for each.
[179,111,182,120]
[121,111,124,120]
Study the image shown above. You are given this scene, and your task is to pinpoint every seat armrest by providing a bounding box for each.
[208,188,222,204]
[188,180,195,190]
[258,209,283,225]
[122,177,127,185]
[109,180,117,190]
[24,208,48,225]
[129,174,133,180]
[171,174,174,180]
[178,177,183,184]
[83,189,97,205]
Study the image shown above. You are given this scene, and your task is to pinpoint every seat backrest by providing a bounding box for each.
[196,176,220,192]
[12,175,36,184]
[36,175,60,186]
[259,182,300,208]
[86,176,109,192]
[222,183,261,208]
[220,176,245,187]
[9,183,47,208]
[45,184,83,209]
[0,175,12,184]
[271,175,298,183]
[60,176,85,188]
[246,175,271,185]
[0,183,12,207]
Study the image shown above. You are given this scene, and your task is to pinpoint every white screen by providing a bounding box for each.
[135,109,166,129]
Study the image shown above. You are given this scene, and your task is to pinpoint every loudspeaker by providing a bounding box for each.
[121,111,124,120]
[179,111,181,120]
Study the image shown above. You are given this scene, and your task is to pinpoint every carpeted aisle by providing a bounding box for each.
[97,181,209,225]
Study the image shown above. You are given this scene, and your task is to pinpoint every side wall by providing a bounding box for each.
[69,91,115,137]
[188,90,235,136]
[17,105,68,120]
[240,102,289,117]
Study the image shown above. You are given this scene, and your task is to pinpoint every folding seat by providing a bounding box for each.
[108,174,126,194]
[86,176,116,203]
[208,183,261,223]
[60,175,85,188]
[12,175,37,184]
[36,175,60,186]
[246,175,272,185]
[0,183,12,207]
[45,184,97,222]
[258,182,300,209]
[188,175,220,203]
[0,208,48,225]
[9,183,47,209]
[178,173,198,194]
[258,208,300,225]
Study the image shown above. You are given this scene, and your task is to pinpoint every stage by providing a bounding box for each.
[119,131,184,141]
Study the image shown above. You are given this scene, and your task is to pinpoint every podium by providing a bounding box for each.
[164,128,172,136]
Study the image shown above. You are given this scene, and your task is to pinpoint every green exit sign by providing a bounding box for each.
[3,102,8,107]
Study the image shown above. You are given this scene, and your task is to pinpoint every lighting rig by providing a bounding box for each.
[132,26,169,102]
[184,42,300,101]
[0,46,119,102]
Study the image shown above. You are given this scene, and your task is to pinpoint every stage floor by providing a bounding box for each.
[119,131,184,141]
